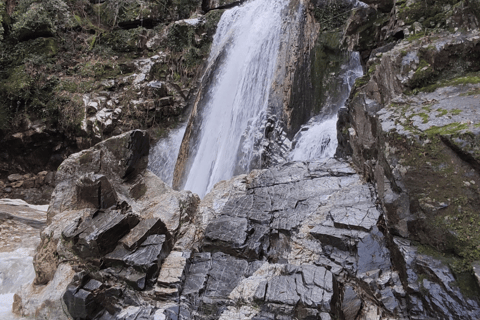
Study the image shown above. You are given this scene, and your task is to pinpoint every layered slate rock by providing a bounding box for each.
[16,139,480,319]
[63,205,139,259]
[14,130,199,320]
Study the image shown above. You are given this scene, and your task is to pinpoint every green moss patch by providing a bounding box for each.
[398,0,462,30]
[414,72,480,93]
[425,122,469,135]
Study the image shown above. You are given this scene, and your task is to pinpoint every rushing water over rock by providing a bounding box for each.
[148,125,187,187]
[289,52,363,161]
[180,0,289,198]
[0,199,47,320]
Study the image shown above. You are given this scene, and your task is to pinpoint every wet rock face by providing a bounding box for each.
[15,135,480,320]
[337,25,480,273]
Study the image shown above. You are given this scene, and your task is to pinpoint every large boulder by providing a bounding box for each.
[15,130,199,319]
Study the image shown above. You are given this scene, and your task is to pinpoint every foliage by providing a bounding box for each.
[101,27,149,52]
[313,0,352,31]
[0,1,5,41]
[398,0,463,29]
[0,0,207,136]
[11,0,73,40]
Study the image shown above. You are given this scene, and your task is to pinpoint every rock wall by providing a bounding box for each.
[337,0,480,303]
[15,131,480,319]
[9,0,480,319]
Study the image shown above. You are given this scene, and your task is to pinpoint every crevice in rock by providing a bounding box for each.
[440,135,480,175]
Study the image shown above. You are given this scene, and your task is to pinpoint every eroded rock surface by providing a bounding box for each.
[13,132,480,319]
[337,4,480,302]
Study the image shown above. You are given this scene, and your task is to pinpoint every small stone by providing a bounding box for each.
[38,171,48,177]
[12,181,23,188]
[158,96,174,107]
[7,174,23,182]
[36,175,45,186]
[45,171,56,185]
[83,279,103,292]
[4,187,12,193]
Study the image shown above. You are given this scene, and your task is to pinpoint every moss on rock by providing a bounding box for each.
[101,27,149,53]
[0,1,6,41]
[11,0,73,41]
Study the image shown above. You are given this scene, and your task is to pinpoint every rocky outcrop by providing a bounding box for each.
[8,1,480,319]
[14,130,199,319]
[337,0,480,307]
[14,130,480,319]
[0,170,56,204]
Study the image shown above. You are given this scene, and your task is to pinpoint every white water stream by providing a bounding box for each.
[148,124,187,186]
[149,0,363,197]
[289,52,363,161]
[181,0,289,198]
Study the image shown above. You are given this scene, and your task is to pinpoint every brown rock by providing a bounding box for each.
[12,181,24,188]
[23,179,35,189]
[36,175,45,186]
[12,294,22,315]
[38,171,48,177]
[158,96,174,107]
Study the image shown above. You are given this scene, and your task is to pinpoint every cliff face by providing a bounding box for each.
[338,0,480,285]
[4,0,480,319]
[14,130,480,320]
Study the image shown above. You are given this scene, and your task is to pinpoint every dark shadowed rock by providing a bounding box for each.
[310,225,369,251]
[205,215,248,246]
[204,252,249,298]
[182,252,212,296]
[342,286,361,320]
[69,206,139,259]
[119,218,169,250]
[76,174,117,210]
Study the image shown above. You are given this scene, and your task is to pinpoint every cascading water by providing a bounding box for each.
[148,124,187,186]
[180,0,289,198]
[289,52,363,161]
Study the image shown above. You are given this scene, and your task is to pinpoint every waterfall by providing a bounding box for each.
[148,125,187,187]
[180,0,289,198]
[289,52,363,161]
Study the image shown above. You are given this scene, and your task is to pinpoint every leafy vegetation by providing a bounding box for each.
[0,0,211,136]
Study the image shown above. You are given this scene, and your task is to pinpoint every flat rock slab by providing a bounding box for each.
[205,215,248,246]
[119,218,167,250]
[310,225,370,251]
[264,265,334,311]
